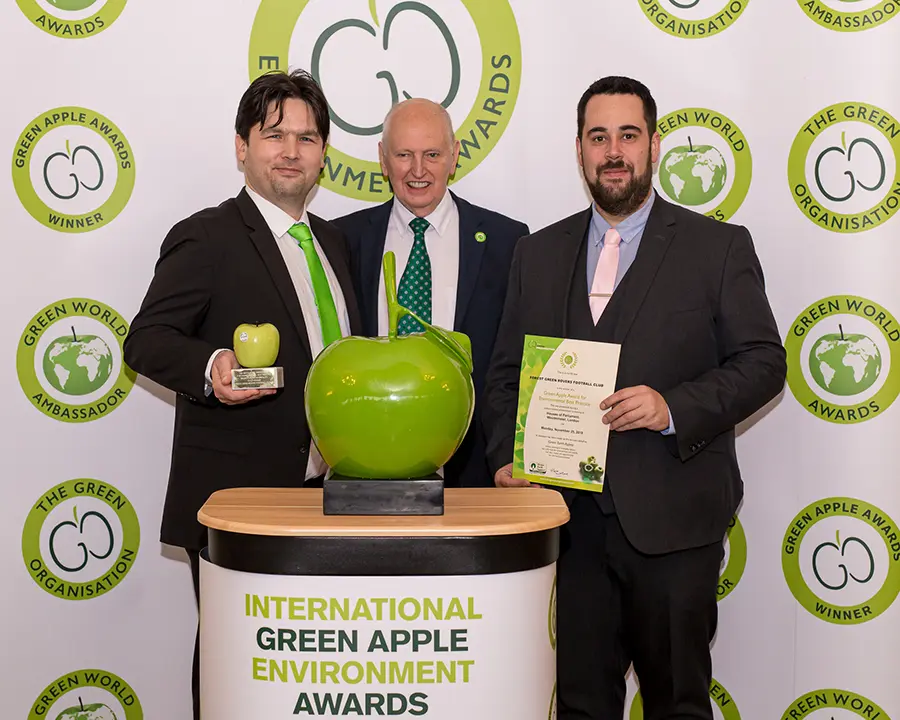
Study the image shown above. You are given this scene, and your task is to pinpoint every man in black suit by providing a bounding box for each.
[484,77,786,719]
[333,98,528,488]
[123,70,361,719]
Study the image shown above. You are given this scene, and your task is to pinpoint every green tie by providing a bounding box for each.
[397,217,432,335]
[287,222,342,348]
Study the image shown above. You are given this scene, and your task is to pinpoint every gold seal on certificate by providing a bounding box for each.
[231,322,284,390]
[513,335,621,492]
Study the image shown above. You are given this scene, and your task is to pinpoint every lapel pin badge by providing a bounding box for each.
[475,231,487,243]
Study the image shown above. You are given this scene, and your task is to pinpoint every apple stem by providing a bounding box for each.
[72,325,77,342]
[688,135,693,152]
[383,251,400,338]
[839,323,844,341]
[79,697,84,711]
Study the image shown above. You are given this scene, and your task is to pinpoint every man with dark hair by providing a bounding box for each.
[333,98,528,487]
[124,69,361,718]
[484,76,786,719]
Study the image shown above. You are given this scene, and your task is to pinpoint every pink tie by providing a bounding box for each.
[589,228,621,324]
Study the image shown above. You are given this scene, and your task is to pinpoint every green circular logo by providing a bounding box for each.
[631,679,741,719]
[15,0,126,38]
[22,479,140,600]
[783,497,900,624]
[248,0,521,201]
[788,102,900,233]
[29,669,142,719]
[780,689,890,719]
[548,574,557,650]
[12,107,135,233]
[17,298,136,423]
[718,515,747,601]
[798,0,898,31]
[638,0,749,38]
[655,108,751,221]
[785,296,899,424]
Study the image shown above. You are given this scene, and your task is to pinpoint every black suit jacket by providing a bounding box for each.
[124,189,362,550]
[484,197,786,554]
[332,191,529,487]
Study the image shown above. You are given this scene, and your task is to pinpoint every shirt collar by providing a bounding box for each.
[245,184,310,238]
[590,190,656,245]
[390,189,455,237]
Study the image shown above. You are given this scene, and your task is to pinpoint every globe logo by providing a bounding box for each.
[54,698,117,720]
[659,136,728,206]
[42,328,113,396]
[48,0,99,10]
[809,325,882,396]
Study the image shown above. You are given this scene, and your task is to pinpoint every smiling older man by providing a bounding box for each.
[332,98,528,488]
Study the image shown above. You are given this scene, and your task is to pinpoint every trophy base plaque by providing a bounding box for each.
[231,366,284,390]
[323,473,444,516]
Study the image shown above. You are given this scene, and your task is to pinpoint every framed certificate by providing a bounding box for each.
[513,335,621,492]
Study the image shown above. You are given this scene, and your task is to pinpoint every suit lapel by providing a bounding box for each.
[235,189,312,358]
[452,192,486,330]
[309,214,364,336]
[362,201,392,335]
[559,209,593,337]
[608,197,677,344]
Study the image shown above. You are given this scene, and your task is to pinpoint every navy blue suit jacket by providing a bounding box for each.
[332,191,529,487]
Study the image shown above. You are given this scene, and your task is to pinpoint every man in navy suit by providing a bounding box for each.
[333,98,528,488]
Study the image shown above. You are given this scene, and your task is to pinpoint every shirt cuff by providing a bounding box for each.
[660,407,676,436]
[204,348,230,397]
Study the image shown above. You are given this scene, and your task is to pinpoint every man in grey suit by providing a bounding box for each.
[484,76,786,719]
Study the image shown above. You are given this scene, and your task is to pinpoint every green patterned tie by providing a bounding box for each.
[287,222,342,347]
[397,217,432,335]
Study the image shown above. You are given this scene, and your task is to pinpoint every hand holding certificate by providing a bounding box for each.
[513,335,621,492]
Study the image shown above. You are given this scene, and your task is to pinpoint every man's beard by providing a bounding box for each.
[585,158,653,217]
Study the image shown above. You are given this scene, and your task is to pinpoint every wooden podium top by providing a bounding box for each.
[198,487,569,538]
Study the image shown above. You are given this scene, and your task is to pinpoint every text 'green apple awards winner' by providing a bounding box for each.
[514,336,620,490]
[232,322,284,389]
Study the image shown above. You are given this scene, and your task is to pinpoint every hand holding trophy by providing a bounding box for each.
[231,322,284,390]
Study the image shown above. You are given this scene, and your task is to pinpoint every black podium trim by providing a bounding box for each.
[207,528,559,576]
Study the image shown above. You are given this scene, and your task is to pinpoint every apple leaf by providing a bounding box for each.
[836,529,841,546]
[66,139,71,157]
[841,131,846,152]
[73,504,78,524]
[369,0,379,27]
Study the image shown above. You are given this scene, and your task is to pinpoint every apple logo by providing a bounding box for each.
[48,505,114,573]
[48,0,100,10]
[311,1,460,136]
[811,529,875,591]
[808,323,881,397]
[43,139,104,201]
[305,252,474,478]
[659,135,727,206]
[55,697,117,720]
[814,131,886,203]
[42,326,114,396]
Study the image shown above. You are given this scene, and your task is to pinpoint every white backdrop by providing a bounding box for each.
[2,1,899,718]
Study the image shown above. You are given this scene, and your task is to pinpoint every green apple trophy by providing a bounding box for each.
[232,322,284,389]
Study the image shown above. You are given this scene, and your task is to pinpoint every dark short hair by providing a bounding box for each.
[234,69,330,142]
[576,76,658,139]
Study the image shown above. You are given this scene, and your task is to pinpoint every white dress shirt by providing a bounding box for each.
[376,190,460,336]
[205,185,351,480]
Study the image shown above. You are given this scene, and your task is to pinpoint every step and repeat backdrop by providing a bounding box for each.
[1,0,899,718]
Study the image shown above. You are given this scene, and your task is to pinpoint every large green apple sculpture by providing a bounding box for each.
[305,252,474,479]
